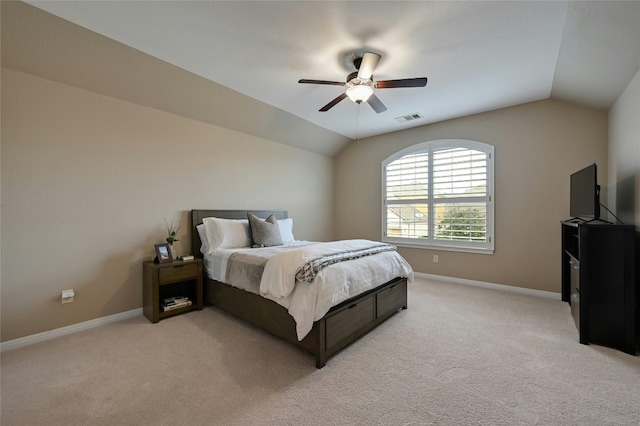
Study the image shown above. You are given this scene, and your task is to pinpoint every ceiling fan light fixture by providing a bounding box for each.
[346,85,374,103]
[298,51,425,113]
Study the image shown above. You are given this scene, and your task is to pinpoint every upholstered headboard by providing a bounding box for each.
[190,209,288,258]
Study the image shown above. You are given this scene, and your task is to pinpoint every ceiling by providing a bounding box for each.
[22,1,640,141]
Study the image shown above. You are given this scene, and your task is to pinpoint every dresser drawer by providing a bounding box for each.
[326,296,375,352]
[158,263,198,284]
[376,280,407,318]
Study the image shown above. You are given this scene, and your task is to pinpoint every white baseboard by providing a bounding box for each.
[0,308,143,353]
[414,272,561,300]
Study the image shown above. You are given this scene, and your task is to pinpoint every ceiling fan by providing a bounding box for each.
[298,52,427,113]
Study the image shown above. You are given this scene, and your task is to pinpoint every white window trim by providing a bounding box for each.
[381,139,495,254]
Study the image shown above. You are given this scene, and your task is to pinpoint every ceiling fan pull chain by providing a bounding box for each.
[355,103,360,141]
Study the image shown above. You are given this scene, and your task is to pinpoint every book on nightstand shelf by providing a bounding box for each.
[162,300,192,311]
[161,296,192,311]
[163,296,189,305]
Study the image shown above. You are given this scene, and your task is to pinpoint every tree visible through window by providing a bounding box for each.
[382,140,494,253]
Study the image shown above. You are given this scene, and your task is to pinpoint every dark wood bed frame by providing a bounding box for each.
[191,209,408,368]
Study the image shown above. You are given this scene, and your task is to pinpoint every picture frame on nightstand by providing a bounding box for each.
[154,243,172,263]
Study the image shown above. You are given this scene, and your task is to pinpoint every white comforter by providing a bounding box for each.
[206,240,414,340]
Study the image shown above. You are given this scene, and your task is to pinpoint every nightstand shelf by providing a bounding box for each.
[143,259,203,323]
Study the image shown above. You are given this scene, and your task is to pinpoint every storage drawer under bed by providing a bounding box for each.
[377,280,407,318]
[325,296,376,353]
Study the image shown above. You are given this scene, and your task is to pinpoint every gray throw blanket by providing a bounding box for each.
[295,243,396,283]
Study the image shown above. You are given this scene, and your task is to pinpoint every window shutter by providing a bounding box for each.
[385,152,429,239]
[432,147,488,243]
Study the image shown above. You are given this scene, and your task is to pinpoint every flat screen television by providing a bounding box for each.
[570,163,600,219]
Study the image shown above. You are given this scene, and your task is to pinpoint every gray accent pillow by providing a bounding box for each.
[248,213,283,248]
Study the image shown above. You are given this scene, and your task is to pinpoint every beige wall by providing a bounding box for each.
[1,69,334,342]
[334,99,608,293]
[608,68,640,227]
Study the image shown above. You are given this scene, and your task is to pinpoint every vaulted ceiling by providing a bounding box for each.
[7,1,640,155]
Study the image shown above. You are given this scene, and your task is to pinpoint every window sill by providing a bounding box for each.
[388,240,494,255]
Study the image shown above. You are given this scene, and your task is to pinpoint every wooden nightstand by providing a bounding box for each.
[143,259,203,323]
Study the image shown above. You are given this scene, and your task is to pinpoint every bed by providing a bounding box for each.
[191,209,413,368]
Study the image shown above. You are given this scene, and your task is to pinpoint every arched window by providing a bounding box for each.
[382,139,494,253]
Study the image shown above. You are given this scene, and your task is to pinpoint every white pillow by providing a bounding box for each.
[196,224,209,255]
[278,218,295,243]
[202,217,251,253]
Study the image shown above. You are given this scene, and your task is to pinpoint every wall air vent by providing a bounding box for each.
[395,113,424,123]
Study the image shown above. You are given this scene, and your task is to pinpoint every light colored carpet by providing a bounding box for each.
[2,277,639,425]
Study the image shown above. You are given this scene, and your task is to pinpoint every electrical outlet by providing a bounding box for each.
[433,255,439,263]
[61,289,75,304]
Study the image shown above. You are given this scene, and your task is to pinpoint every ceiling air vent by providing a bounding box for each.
[395,113,424,123]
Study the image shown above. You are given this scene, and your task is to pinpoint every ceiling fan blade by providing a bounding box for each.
[319,93,348,112]
[357,52,381,80]
[367,94,387,113]
[299,79,345,86]
[375,77,428,89]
